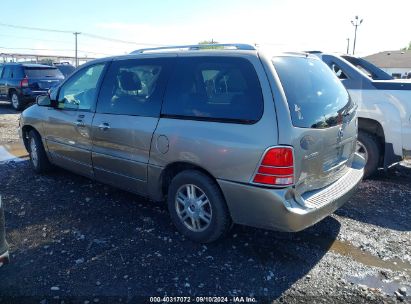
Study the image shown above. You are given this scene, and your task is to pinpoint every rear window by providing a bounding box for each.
[162,57,263,123]
[24,67,64,79]
[272,56,352,129]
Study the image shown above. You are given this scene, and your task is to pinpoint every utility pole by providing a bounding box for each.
[346,38,350,55]
[73,32,81,67]
[351,16,363,55]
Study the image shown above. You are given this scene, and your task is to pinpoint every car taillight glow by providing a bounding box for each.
[20,77,29,88]
[253,147,294,186]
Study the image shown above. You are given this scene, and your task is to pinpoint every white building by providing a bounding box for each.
[363,50,411,78]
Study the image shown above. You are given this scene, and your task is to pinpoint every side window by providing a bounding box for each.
[13,67,24,79]
[162,57,264,123]
[58,63,105,111]
[2,66,11,79]
[8,66,22,79]
[96,58,170,116]
[0,66,3,78]
[330,63,348,79]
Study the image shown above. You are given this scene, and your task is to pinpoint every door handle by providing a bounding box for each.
[98,122,110,131]
[75,119,85,127]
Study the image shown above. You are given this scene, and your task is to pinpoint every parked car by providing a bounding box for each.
[0,197,9,267]
[53,62,76,78]
[19,44,364,243]
[312,52,411,177]
[0,63,64,110]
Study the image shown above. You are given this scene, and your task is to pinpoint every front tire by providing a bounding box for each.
[28,130,51,173]
[9,91,25,111]
[167,170,232,243]
[357,131,380,178]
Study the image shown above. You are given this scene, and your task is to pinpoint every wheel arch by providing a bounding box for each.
[158,162,221,202]
[21,125,39,151]
[8,88,17,97]
[358,117,385,165]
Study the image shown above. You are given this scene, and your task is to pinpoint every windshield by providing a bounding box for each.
[273,56,353,129]
[24,67,64,79]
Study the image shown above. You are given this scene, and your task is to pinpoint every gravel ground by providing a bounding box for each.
[0,101,20,145]
[0,103,410,303]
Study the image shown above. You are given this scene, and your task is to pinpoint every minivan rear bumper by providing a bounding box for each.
[218,153,365,232]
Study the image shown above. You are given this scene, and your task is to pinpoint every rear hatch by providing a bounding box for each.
[24,66,64,91]
[272,55,358,194]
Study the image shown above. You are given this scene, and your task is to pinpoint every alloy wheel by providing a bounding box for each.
[30,137,39,168]
[11,94,19,109]
[175,184,212,232]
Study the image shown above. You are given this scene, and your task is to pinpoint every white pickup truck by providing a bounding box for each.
[313,52,411,177]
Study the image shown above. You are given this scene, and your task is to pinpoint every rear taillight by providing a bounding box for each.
[252,147,294,186]
[20,77,29,88]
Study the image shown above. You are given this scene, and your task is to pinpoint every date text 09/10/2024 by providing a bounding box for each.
[149,296,257,303]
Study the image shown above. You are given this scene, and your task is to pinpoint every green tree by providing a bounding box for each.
[38,59,54,65]
[197,40,221,49]
[198,40,218,45]
[401,41,411,51]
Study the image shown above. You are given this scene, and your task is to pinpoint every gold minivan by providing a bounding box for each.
[20,44,364,243]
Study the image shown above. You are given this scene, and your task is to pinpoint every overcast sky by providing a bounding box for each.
[0,0,410,58]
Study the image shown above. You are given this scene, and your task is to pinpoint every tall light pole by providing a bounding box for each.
[73,32,81,67]
[351,16,363,55]
[346,38,350,55]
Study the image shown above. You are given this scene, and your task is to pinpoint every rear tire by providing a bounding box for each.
[28,130,51,173]
[9,91,25,111]
[167,170,232,243]
[357,131,380,178]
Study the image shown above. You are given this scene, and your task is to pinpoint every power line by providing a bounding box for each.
[0,46,112,56]
[0,52,96,61]
[81,33,164,46]
[0,22,164,46]
[0,22,72,34]
[0,33,123,50]
[0,33,72,44]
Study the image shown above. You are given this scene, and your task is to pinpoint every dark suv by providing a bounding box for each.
[0,63,64,110]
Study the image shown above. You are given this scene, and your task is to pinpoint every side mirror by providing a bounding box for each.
[36,95,58,108]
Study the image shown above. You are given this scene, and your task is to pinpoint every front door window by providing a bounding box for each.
[58,63,105,111]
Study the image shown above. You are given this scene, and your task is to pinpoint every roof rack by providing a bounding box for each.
[131,43,256,54]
